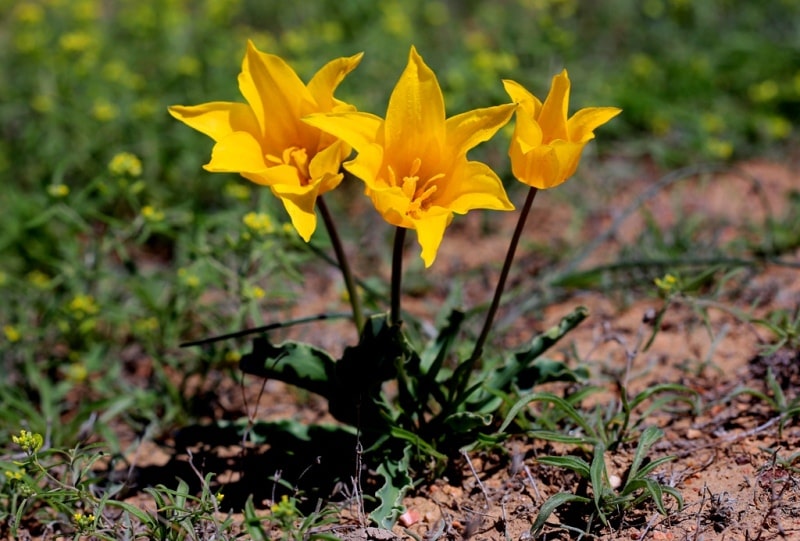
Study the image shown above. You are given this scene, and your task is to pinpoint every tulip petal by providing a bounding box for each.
[205,132,268,173]
[307,53,364,112]
[502,79,542,116]
[385,47,446,160]
[415,211,453,268]
[568,107,622,142]
[537,70,570,143]
[446,103,516,157]
[270,181,321,242]
[304,111,384,154]
[442,161,514,214]
[239,40,314,147]
[168,102,260,142]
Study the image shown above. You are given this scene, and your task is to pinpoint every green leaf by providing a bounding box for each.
[370,445,414,529]
[537,455,591,478]
[531,492,591,536]
[483,307,589,395]
[498,392,596,440]
[420,308,465,378]
[242,495,269,541]
[526,430,595,445]
[515,306,589,365]
[442,411,492,433]
[589,442,609,524]
[389,427,447,461]
[627,426,662,481]
[239,336,337,399]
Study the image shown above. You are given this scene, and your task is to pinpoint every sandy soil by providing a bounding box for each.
[114,160,800,540]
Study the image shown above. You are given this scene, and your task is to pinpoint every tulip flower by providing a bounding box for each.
[169,41,363,241]
[503,70,621,189]
[305,46,516,267]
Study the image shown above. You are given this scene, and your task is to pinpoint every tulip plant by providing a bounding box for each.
[171,41,620,525]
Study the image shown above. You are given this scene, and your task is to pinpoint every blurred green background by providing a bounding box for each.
[0,0,798,449]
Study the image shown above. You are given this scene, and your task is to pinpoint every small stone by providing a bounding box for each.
[398,509,420,527]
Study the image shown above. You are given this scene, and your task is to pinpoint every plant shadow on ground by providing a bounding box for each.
[124,421,361,514]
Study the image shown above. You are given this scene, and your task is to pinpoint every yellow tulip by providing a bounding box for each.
[169,41,363,241]
[503,70,621,190]
[305,46,516,267]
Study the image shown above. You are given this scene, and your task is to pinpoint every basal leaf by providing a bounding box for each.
[370,444,414,529]
[239,337,337,399]
[442,411,492,433]
[531,492,591,536]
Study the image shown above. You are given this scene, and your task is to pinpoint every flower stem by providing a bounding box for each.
[317,196,364,333]
[470,186,539,362]
[390,227,407,327]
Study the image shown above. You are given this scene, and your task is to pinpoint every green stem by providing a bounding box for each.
[390,227,407,327]
[470,186,539,362]
[317,196,364,333]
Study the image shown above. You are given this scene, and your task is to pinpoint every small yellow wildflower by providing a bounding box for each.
[12,429,43,454]
[47,183,69,197]
[654,273,680,295]
[141,205,165,222]
[177,268,201,288]
[26,270,50,288]
[224,350,241,364]
[133,317,159,334]
[15,3,45,23]
[92,100,118,122]
[4,470,24,481]
[72,0,100,21]
[3,325,21,343]
[761,115,792,140]
[177,55,200,77]
[65,362,89,383]
[749,80,779,103]
[243,284,266,301]
[72,512,96,531]
[108,152,143,177]
[224,182,251,201]
[704,138,734,160]
[69,294,100,318]
[243,212,274,235]
[216,492,225,503]
[59,31,94,52]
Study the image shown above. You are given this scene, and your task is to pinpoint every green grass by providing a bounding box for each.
[1,0,798,538]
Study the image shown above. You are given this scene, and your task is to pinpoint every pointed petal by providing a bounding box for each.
[509,141,557,189]
[205,132,268,173]
[385,46,446,159]
[442,161,514,213]
[168,102,260,142]
[568,106,622,142]
[369,187,415,229]
[239,40,314,146]
[304,111,384,154]
[270,182,321,241]
[305,112,385,186]
[307,52,364,112]
[308,140,348,193]
[502,79,542,116]
[415,211,452,267]
[446,103,516,156]
[538,70,570,142]
[511,108,544,151]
